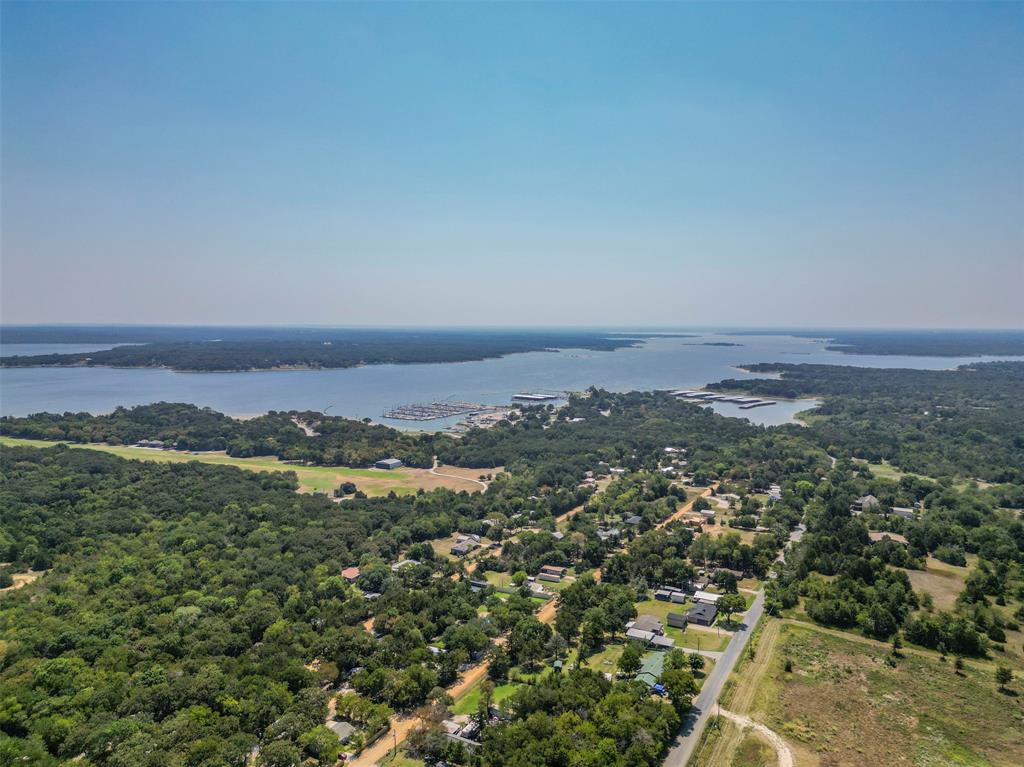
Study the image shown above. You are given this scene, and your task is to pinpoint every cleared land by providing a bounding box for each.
[0,437,486,496]
[899,555,974,611]
[0,568,47,594]
[719,621,1024,767]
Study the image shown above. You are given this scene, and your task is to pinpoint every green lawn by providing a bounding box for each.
[452,682,521,715]
[664,625,730,652]
[582,643,625,675]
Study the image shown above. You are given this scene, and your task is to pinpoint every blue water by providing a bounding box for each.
[0,334,1018,429]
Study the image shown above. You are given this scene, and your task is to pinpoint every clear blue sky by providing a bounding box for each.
[2,1,1022,327]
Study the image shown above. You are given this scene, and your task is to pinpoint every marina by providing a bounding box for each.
[672,390,778,409]
[381,402,487,421]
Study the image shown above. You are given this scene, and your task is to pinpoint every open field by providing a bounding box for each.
[451,681,521,715]
[899,555,974,611]
[719,620,1024,767]
[0,436,485,496]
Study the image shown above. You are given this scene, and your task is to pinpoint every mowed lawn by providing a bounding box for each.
[0,436,482,496]
[748,623,1024,767]
[451,681,522,715]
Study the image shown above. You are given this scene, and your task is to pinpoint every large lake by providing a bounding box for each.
[0,333,1017,429]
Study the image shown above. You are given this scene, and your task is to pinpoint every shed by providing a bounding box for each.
[375,458,404,470]
[667,612,688,629]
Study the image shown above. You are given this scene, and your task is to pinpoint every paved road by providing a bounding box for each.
[664,520,802,766]
[663,590,766,767]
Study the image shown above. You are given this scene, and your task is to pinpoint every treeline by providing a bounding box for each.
[0,329,651,371]
[0,403,442,468]
[708,361,1024,482]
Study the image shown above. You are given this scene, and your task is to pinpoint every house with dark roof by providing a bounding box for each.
[667,612,688,629]
[686,603,718,626]
[630,614,664,635]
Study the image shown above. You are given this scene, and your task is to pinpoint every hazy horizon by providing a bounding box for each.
[2,2,1022,328]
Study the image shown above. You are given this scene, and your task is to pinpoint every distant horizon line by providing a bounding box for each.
[2,323,1022,332]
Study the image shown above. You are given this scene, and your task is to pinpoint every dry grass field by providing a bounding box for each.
[717,621,1024,767]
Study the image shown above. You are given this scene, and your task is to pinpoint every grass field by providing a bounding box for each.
[899,555,974,611]
[733,621,1024,767]
[582,643,625,675]
[0,436,484,496]
[451,681,521,715]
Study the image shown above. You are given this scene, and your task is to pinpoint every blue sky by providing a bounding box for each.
[2,1,1021,327]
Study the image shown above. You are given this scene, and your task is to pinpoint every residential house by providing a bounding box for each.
[686,603,718,626]
[691,590,721,605]
[630,614,664,635]
[851,494,880,514]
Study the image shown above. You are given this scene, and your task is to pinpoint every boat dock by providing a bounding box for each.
[673,390,777,409]
[382,402,486,421]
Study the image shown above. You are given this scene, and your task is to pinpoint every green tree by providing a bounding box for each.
[660,668,699,715]
[718,593,746,623]
[257,741,302,767]
[995,665,1013,691]
[617,643,643,675]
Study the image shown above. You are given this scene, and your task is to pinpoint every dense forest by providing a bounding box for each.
[0,404,444,468]
[708,361,1024,482]
[0,329,675,371]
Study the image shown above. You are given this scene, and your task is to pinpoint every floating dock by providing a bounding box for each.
[673,390,777,409]
[512,392,560,401]
[382,402,485,421]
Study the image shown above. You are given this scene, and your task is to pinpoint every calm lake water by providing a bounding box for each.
[1,334,1017,429]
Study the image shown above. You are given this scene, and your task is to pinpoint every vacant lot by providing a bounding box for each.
[899,556,974,611]
[0,436,485,496]
[741,622,1024,767]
